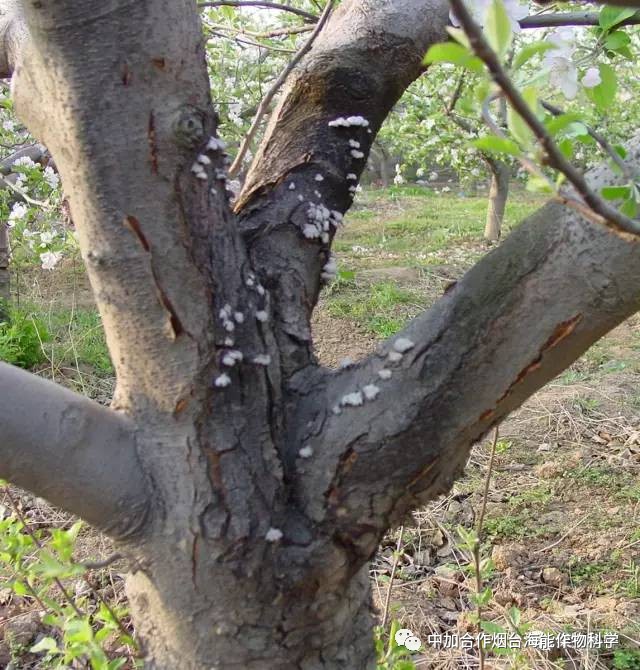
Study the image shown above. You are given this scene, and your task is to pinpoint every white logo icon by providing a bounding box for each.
[395,628,422,651]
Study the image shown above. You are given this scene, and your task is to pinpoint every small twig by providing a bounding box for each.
[81,553,123,570]
[210,23,314,39]
[228,0,334,177]
[472,426,500,670]
[533,512,593,554]
[476,426,499,537]
[542,100,638,182]
[381,525,404,629]
[198,1,318,22]
[208,30,297,53]
[0,175,52,209]
[4,487,83,618]
[449,0,640,236]
[519,11,640,30]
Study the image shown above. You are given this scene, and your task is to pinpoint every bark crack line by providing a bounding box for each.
[123,215,185,339]
[148,110,159,174]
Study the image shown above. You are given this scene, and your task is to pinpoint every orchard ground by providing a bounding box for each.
[2,185,640,669]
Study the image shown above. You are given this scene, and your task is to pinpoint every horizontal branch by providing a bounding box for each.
[291,148,640,559]
[520,11,640,29]
[198,1,318,22]
[0,363,151,539]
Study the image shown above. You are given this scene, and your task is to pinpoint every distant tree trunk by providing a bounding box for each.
[0,221,9,321]
[484,159,510,243]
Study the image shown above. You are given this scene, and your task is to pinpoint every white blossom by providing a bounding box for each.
[543,28,578,99]
[8,202,28,226]
[40,250,62,270]
[449,0,528,33]
[39,231,55,247]
[43,166,59,189]
[265,528,283,542]
[12,156,36,169]
[582,66,601,89]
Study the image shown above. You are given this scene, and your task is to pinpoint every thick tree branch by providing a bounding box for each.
[0,362,150,539]
[0,0,25,77]
[291,148,640,560]
[520,11,640,29]
[235,0,451,373]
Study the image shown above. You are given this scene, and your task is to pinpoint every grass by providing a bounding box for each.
[326,280,423,337]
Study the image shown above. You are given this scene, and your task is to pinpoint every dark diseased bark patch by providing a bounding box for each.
[121,63,132,86]
[123,215,150,251]
[148,111,159,174]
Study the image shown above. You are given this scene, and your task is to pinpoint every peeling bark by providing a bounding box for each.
[0,0,639,668]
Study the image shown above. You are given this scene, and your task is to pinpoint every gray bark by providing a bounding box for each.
[0,1,639,668]
[484,159,510,242]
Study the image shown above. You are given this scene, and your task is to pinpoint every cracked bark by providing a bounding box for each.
[0,0,639,668]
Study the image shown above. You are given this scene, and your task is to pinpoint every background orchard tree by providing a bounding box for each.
[2,0,640,668]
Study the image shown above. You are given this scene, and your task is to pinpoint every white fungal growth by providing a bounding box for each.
[303,223,321,239]
[207,136,227,151]
[393,337,415,353]
[363,384,380,401]
[347,173,358,180]
[341,391,364,407]
[349,140,361,149]
[256,310,268,322]
[378,369,392,380]
[299,446,314,459]
[314,190,322,199]
[328,116,370,128]
[331,211,343,225]
[246,275,255,287]
[350,150,365,159]
[234,312,245,324]
[224,321,235,332]
[224,337,234,347]
[289,182,296,190]
[321,255,338,282]
[332,405,342,415]
[298,194,304,202]
[191,162,205,175]
[265,528,283,543]
[253,354,271,366]
[222,350,243,366]
[215,168,227,180]
[256,284,266,296]
[197,154,212,165]
[388,351,403,363]
[214,373,231,388]
[321,232,330,244]
[315,174,324,182]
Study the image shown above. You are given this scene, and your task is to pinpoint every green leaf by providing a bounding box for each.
[507,87,538,148]
[585,64,617,113]
[601,185,631,201]
[545,112,584,136]
[604,30,631,52]
[481,620,506,635]
[620,197,637,218]
[485,0,513,58]
[30,636,59,654]
[513,41,554,69]
[424,42,484,74]
[526,175,553,194]
[446,26,471,49]
[599,6,637,31]
[473,135,521,157]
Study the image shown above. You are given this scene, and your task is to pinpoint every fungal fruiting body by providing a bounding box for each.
[265,528,283,542]
[328,116,370,128]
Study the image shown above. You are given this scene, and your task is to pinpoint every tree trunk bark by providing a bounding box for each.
[484,160,509,243]
[0,220,9,320]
